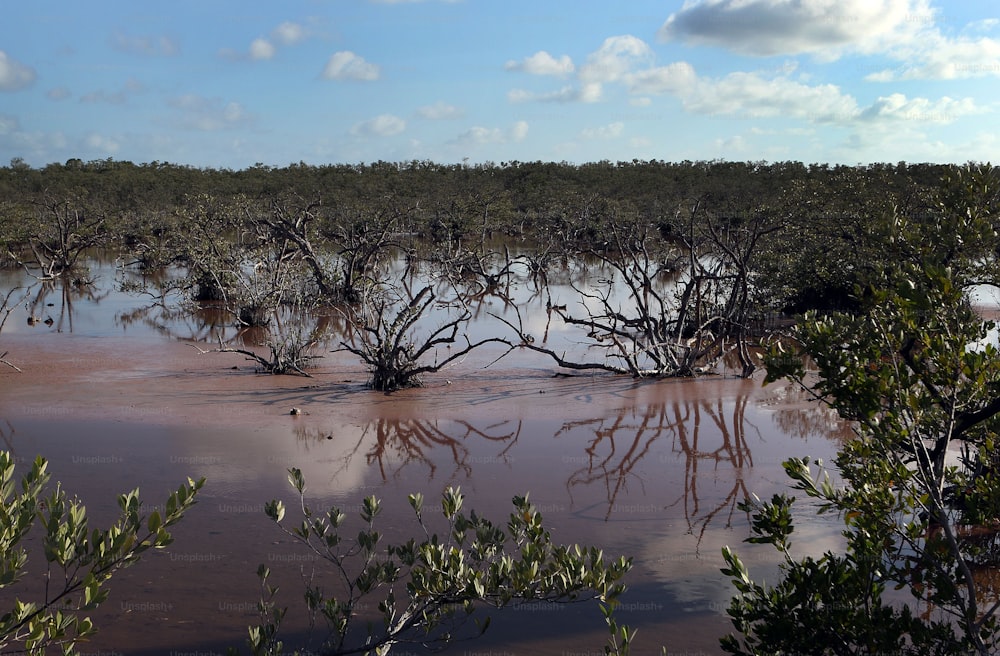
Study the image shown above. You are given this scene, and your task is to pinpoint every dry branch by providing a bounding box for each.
[189,334,321,377]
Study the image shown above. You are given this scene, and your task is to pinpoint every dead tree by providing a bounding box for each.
[189,320,324,376]
[178,195,313,329]
[498,210,776,379]
[324,204,408,303]
[338,283,511,391]
[18,195,109,278]
[244,195,339,298]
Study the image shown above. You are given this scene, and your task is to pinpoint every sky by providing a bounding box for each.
[1,0,999,169]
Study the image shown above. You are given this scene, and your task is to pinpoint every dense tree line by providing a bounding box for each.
[0,157,983,316]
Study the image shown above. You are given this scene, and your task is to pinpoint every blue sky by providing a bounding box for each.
[1,0,999,168]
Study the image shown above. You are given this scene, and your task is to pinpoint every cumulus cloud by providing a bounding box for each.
[111,31,179,57]
[682,70,860,122]
[657,0,923,58]
[581,122,624,140]
[350,114,405,137]
[507,83,602,104]
[222,21,309,62]
[167,94,253,131]
[510,120,529,142]
[656,0,1000,80]
[874,32,1000,80]
[506,36,651,106]
[84,133,121,153]
[323,51,380,80]
[857,93,985,123]
[0,51,37,91]
[249,38,276,61]
[579,35,653,83]
[620,59,985,129]
[417,101,464,119]
[452,121,529,146]
[625,62,698,95]
[504,51,575,76]
[272,21,306,45]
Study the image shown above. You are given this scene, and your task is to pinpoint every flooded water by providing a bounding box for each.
[0,258,853,654]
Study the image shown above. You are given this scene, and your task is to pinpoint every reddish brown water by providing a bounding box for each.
[0,267,851,655]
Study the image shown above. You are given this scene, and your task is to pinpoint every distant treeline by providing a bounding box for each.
[1,157,995,315]
[0,157,957,224]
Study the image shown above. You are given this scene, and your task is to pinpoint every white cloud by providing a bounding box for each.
[579,35,653,83]
[452,121,528,146]
[507,83,602,104]
[272,21,305,45]
[625,62,698,95]
[323,51,380,81]
[505,51,575,76]
[683,70,860,123]
[168,94,253,131]
[110,31,179,57]
[84,133,121,153]
[417,101,463,119]
[250,38,276,61]
[581,122,624,140]
[0,51,36,92]
[965,18,1000,34]
[623,60,987,130]
[507,37,649,105]
[454,126,504,145]
[222,21,308,62]
[511,120,529,142]
[351,114,406,137]
[857,93,985,123]
[657,0,924,58]
[879,32,1000,79]
[715,135,746,151]
[579,82,603,103]
[657,0,1000,80]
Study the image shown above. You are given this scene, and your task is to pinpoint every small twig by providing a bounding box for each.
[0,352,22,373]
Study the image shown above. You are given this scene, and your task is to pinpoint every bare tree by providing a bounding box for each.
[338,282,511,391]
[244,194,339,298]
[324,202,409,303]
[17,194,108,278]
[499,207,778,379]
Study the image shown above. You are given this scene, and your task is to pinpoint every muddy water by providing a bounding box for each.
[0,266,852,654]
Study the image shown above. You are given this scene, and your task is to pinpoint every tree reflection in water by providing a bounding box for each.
[289,383,850,551]
[296,417,521,482]
[555,394,756,540]
[24,275,110,334]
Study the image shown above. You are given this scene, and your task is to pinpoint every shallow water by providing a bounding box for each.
[0,260,852,654]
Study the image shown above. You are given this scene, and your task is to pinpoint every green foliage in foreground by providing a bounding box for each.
[0,450,204,654]
[241,471,633,656]
[722,263,1000,655]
